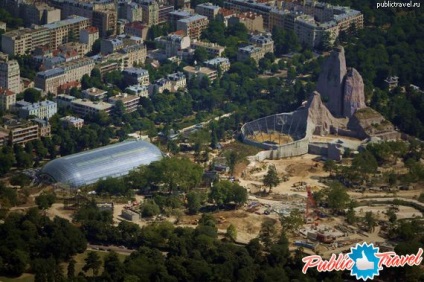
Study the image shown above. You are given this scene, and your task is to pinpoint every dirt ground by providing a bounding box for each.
[249,132,293,145]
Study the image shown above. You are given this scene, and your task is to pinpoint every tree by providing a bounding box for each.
[193,47,209,63]
[325,182,350,214]
[259,218,277,250]
[141,200,160,218]
[23,88,42,103]
[102,251,125,281]
[280,209,303,234]
[35,192,56,210]
[67,258,76,279]
[346,205,357,225]
[225,151,238,176]
[226,224,237,242]
[263,166,280,193]
[83,251,102,276]
[323,160,337,176]
[364,211,377,232]
[186,191,201,215]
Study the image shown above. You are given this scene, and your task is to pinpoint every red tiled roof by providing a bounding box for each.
[0,87,15,96]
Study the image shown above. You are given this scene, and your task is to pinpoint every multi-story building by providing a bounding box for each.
[237,45,264,63]
[166,72,186,92]
[204,57,231,73]
[217,8,237,26]
[294,14,338,48]
[35,68,67,94]
[82,87,108,100]
[124,21,149,40]
[139,0,159,26]
[108,93,140,113]
[79,26,99,48]
[190,40,225,57]
[123,68,149,86]
[0,53,20,94]
[0,118,50,145]
[183,65,217,81]
[0,87,17,111]
[176,15,209,40]
[70,98,113,116]
[195,3,220,20]
[1,16,90,55]
[20,3,61,26]
[100,34,143,55]
[158,4,175,24]
[149,78,172,94]
[249,33,274,53]
[224,0,272,30]
[35,57,95,95]
[18,100,58,120]
[155,31,190,57]
[118,2,143,22]
[229,11,264,32]
[168,10,192,30]
[0,22,6,32]
[55,94,76,108]
[126,84,149,97]
[92,9,117,37]
[60,115,84,129]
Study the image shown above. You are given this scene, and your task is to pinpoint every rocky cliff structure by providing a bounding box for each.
[306,91,347,135]
[343,68,366,118]
[316,46,366,118]
[316,46,347,117]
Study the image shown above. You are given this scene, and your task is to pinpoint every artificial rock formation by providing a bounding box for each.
[316,46,347,117]
[306,91,347,135]
[343,68,366,118]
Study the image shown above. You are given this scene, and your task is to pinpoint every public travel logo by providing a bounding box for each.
[302,242,423,281]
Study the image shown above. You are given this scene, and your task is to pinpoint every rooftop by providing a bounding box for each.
[44,16,89,30]
[178,14,208,23]
[71,99,113,110]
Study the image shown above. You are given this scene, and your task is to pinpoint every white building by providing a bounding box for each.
[18,100,57,120]
[0,53,20,95]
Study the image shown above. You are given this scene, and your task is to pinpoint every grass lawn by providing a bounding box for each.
[62,249,129,277]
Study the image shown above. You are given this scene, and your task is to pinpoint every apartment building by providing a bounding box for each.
[79,26,99,48]
[176,15,209,40]
[92,9,117,37]
[195,3,220,20]
[237,45,264,63]
[108,94,140,113]
[183,65,217,81]
[224,0,272,29]
[18,100,58,120]
[204,57,231,73]
[149,78,172,94]
[191,40,225,57]
[35,57,95,95]
[20,3,61,26]
[155,31,191,57]
[118,2,143,22]
[229,11,264,32]
[1,16,90,55]
[82,87,108,100]
[126,84,149,97]
[70,98,113,116]
[0,53,21,94]
[217,8,237,26]
[294,14,339,48]
[0,87,17,111]
[124,21,149,40]
[166,72,186,92]
[0,118,50,145]
[60,115,84,129]
[249,33,274,53]
[158,4,175,24]
[139,0,159,26]
[168,10,192,30]
[100,35,143,55]
[123,68,150,86]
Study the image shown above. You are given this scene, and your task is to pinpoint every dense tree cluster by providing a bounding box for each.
[0,208,86,277]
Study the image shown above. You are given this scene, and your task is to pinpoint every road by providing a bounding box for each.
[180,112,233,134]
